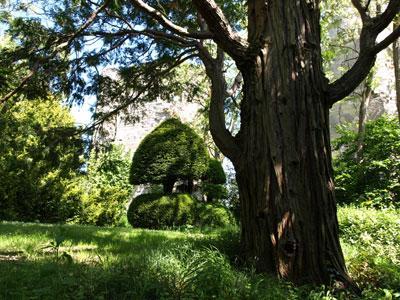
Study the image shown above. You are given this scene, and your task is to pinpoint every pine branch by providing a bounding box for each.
[128,0,214,40]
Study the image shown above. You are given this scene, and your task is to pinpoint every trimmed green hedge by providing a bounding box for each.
[127,193,194,229]
[129,119,209,193]
[127,193,234,229]
[194,203,234,228]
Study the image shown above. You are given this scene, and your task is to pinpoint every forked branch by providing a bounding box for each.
[192,0,249,60]
[327,0,400,106]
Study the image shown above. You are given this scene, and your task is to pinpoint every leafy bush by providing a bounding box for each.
[194,203,234,228]
[127,193,195,229]
[338,207,400,290]
[333,116,400,208]
[201,183,228,201]
[0,97,84,222]
[76,145,133,226]
[127,193,233,229]
[201,159,227,201]
[130,118,209,193]
[203,159,226,184]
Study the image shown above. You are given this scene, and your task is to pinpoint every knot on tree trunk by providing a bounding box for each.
[282,239,298,257]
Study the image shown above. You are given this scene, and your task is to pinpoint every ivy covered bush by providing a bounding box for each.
[130,118,209,194]
[333,116,400,208]
[127,193,195,229]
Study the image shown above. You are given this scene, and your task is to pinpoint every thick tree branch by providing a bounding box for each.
[88,28,195,47]
[373,25,400,54]
[327,0,400,106]
[104,9,198,47]
[198,47,240,162]
[128,0,213,40]
[371,0,400,33]
[192,0,249,60]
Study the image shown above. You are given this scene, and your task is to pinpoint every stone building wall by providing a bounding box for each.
[92,68,201,155]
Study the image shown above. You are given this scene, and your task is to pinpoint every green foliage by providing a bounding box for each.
[0,97,84,222]
[201,183,228,201]
[1,206,399,299]
[130,118,209,190]
[201,159,227,201]
[76,145,133,226]
[333,116,400,208]
[127,193,233,229]
[203,159,226,184]
[194,203,234,228]
[338,207,400,290]
[127,193,195,229]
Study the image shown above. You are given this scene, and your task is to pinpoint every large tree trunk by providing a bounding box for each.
[195,0,369,289]
[231,1,349,285]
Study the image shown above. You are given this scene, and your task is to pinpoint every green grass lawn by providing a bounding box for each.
[0,207,399,299]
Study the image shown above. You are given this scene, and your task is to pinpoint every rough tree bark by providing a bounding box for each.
[196,0,348,285]
[235,2,347,284]
[194,0,400,287]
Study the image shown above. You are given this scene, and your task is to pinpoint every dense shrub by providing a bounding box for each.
[338,207,400,289]
[194,203,234,228]
[201,183,228,201]
[127,193,195,229]
[333,116,400,208]
[76,145,133,226]
[0,97,84,222]
[130,118,209,193]
[202,159,227,201]
[203,159,226,184]
[127,193,234,229]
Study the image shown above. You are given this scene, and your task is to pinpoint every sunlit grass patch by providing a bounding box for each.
[0,207,399,299]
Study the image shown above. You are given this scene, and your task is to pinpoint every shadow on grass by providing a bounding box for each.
[0,222,294,300]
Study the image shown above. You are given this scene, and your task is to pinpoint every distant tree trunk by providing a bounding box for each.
[187,179,194,194]
[338,103,343,123]
[356,82,373,161]
[393,21,400,123]
[163,177,175,194]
